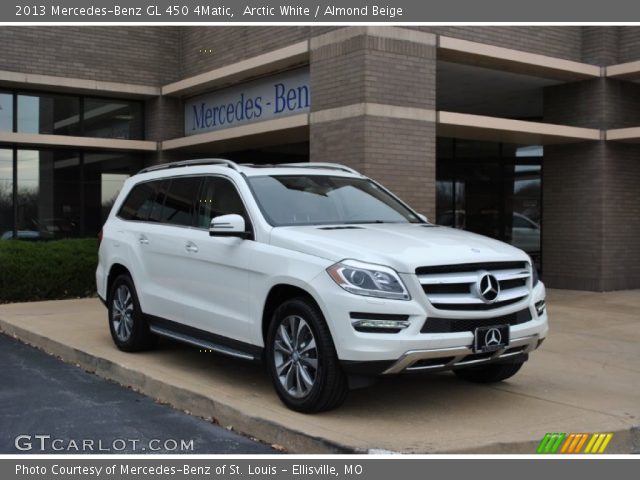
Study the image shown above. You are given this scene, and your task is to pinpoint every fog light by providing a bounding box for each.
[352,319,410,333]
[535,300,546,316]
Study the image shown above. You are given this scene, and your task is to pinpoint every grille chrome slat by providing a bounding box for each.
[426,286,529,306]
[416,261,531,312]
[418,268,529,285]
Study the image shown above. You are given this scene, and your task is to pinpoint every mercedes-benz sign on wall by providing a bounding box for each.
[184,67,309,136]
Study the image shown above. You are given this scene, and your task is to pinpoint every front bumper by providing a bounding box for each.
[311,271,548,374]
[381,333,540,374]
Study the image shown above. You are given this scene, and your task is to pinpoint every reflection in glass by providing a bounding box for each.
[83,98,143,140]
[84,151,141,233]
[0,93,13,132]
[18,94,81,135]
[0,150,13,239]
[17,150,81,238]
[436,139,542,271]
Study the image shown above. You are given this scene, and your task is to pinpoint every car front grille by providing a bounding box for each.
[416,261,531,311]
[421,308,532,333]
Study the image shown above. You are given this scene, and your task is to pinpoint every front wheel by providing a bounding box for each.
[454,360,525,383]
[266,297,348,413]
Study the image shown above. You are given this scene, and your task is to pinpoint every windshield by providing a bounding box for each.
[247,175,422,226]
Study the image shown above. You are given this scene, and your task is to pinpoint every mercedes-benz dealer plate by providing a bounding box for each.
[474,325,510,353]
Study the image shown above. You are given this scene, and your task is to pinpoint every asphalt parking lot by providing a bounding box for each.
[0,289,639,453]
[0,334,273,454]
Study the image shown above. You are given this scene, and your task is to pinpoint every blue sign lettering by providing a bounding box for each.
[185,68,309,135]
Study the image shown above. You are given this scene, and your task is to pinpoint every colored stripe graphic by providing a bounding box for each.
[538,432,613,454]
[537,433,566,453]
[562,433,588,453]
[584,433,613,454]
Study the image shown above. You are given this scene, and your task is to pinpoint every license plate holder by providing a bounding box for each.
[474,324,510,353]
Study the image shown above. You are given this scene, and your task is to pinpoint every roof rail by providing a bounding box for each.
[275,162,361,175]
[138,159,240,174]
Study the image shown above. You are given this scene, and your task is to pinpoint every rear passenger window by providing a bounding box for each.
[147,179,170,223]
[117,182,158,221]
[162,176,202,227]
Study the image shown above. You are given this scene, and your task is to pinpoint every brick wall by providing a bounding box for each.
[179,27,317,78]
[581,27,619,65]
[310,29,436,218]
[542,142,606,290]
[0,27,181,85]
[311,34,435,110]
[617,27,640,63]
[543,77,640,290]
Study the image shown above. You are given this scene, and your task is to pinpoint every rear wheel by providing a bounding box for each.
[266,297,348,413]
[108,274,155,352]
[454,361,524,383]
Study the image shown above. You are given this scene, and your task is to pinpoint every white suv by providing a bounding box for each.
[96,159,548,413]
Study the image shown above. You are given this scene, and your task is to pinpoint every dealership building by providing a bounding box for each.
[0,26,639,291]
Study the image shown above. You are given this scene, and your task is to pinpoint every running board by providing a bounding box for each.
[149,325,256,361]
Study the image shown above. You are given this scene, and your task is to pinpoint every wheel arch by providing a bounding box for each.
[106,263,133,302]
[261,284,324,344]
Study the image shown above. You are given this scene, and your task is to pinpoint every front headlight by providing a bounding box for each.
[529,256,540,287]
[326,260,410,300]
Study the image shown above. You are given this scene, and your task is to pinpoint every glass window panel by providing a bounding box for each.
[0,149,13,239]
[196,177,249,229]
[162,177,201,226]
[83,151,141,234]
[83,98,143,140]
[18,94,80,135]
[17,150,81,239]
[0,93,13,132]
[118,182,158,222]
[435,139,542,271]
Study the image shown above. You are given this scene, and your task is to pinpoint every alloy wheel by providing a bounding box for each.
[111,284,134,342]
[273,315,318,399]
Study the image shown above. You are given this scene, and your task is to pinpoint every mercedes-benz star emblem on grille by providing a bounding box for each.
[476,272,500,303]
[485,327,502,346]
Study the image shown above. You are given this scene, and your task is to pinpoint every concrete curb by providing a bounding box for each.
[2,317,639,454]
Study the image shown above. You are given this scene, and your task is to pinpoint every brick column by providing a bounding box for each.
[543,78,640,290]
[144,96,185,164]
[309,27,437,219]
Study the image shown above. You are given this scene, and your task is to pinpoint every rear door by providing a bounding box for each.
[142,175,204,324]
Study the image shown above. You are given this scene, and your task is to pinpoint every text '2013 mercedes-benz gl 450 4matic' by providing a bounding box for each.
[96,160,548,413]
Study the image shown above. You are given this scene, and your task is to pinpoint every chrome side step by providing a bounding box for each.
[149,325,255,361]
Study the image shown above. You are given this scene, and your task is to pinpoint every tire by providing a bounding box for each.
[454,360,525,383]
[266,297,349,413]
[108,274,155,352]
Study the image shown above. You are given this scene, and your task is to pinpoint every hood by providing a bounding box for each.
[269,223,529,273]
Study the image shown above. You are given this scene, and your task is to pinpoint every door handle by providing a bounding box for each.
[185,242,199,253]
[139,234,149,245]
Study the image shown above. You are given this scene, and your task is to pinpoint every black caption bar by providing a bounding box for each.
[6,0,640,22]
[4,459,638,480]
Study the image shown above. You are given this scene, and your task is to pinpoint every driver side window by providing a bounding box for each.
[196,177,250,229]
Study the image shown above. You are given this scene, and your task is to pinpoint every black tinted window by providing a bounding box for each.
[196,177,248,229]
[118,182,158,221]
[147,179,170,223]
[162,176,202,226]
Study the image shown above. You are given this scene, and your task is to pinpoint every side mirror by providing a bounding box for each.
[209,214,250,239]
[417,213,428,223]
